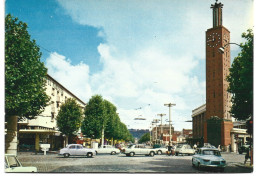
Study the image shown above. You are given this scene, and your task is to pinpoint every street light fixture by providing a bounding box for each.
[164,103,176,144]
[218,43,242,54]
[152,119,160,143]
[157,113,166,144]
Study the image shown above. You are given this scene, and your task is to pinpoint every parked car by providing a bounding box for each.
[238,144,250,154]
[96,145,120,155]
[153,146,168,155]
[175,144,195,156]
[59,144,96,158]
[203,143,216,148]
[5,154,37,172]
[192,147,226,172]
[122,144,156,157]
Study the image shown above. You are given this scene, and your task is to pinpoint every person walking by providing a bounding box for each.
[167,142,173,156]
[244,146,251,165]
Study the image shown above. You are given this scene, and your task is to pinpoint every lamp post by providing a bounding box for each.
[164,103,176,144]
[157,113,166,144]
[218,43,242,53]
[152,119,160,144]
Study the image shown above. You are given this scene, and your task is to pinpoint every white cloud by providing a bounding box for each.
[52,0,253,130]
[46,52,92,102]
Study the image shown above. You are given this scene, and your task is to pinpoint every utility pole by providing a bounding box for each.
[152,119,160,144]
[164,103,176,144]
[157,113,166,143]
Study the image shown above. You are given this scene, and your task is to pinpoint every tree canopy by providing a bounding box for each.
[56,98,83,136]
[5,14,50,120]
[138,132,150,144]
[82,95,134,142]
[227,29,253,121]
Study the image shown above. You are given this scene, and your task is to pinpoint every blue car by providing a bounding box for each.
[192,147,226,172]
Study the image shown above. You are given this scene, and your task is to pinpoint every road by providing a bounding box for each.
[17,152,252,173]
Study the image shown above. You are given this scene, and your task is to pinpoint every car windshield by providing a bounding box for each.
[203,150,221,156]
[128,145,134,148]
[177,145,183,148]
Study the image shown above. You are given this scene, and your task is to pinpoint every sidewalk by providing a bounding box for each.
[236,162,253,170]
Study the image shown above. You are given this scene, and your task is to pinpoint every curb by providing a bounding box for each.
[235,163,253,170]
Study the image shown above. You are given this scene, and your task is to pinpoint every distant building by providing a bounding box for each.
[18,74,86,151]
[151,124,174,145]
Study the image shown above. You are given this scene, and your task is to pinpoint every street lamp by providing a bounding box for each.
[157,113,166,144]
[164,103,176,144]
[152,119,160,143]
[218,43,242,54]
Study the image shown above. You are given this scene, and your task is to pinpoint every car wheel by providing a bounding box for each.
[111,151,116,155]
[150,151,155,157]
[87,152,93,158]
[175,152,178,156]
[157,150,162,155]
[129,152,135,157]
[63,153,69,158]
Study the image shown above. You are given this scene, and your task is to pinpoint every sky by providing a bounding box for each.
[3,0,254,131]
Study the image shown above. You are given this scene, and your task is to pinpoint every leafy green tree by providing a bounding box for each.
[5,14,50,154]
[56,98,83,144]
[5,14,50,119]
[81,95,106,138]
[138,132,150,144]
[227,29,253,121]
[103,100,117,140]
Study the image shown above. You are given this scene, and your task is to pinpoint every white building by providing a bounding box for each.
[18,74,86,151]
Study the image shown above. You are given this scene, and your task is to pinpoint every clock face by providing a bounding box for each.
[206,32,221,48]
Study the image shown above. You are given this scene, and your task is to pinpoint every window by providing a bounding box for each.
[76,145,83,149]
[69,145,76,149]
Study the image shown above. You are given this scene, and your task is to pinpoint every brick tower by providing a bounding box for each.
[204,0,233,148]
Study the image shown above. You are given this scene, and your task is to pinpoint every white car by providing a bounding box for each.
[192,147,226,171]
[122,144,156,157]
[96,145,120,155]
[5,154,37,172]
[59,144,96,158]
[153,147,168,155]
[175,144,195,156]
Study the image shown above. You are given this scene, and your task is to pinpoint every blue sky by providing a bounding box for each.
[4,0,254,131]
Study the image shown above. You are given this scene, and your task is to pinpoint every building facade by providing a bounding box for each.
[18,74,86,151]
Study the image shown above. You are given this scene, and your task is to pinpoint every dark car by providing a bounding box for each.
[238,144,250,154]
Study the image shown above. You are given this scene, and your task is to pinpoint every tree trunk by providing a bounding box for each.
[5,115,18,155]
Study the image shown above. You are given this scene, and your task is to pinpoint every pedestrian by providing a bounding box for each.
[218,145,221,152]
[193,143,197,150]
[244,146,251,165]
[167,142,173,156]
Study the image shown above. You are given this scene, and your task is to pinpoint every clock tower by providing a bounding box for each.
[204,0,233,146]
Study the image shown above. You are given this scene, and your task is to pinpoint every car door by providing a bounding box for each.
[76,145,84,155]
[68,145,77,155]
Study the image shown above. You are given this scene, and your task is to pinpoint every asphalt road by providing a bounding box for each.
[17,152,253,173]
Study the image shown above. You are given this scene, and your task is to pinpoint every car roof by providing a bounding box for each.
[199,147,218,151]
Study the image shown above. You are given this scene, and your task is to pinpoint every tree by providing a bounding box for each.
[56,98,83,145]
[138,133,150,144]
[5,14,50,154]
[81,95,106,139]
[82,95,134,144]
[227,29,253,122]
